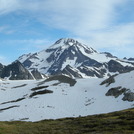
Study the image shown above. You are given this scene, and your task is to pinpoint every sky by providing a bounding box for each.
[0,0,134,64]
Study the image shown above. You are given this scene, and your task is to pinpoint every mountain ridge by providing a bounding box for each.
[18,38,134,78]
[0,61,44,80]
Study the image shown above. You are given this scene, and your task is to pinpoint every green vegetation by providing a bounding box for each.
[0,108,134,134]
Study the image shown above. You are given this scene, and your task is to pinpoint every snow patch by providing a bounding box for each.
[62,57,77,70]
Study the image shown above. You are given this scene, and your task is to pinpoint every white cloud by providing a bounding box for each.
[1,39,54,51]
[0,25,8,32]
[33,0,126,35]
[0,55,9,65]
[0,0,126,32]
[0,0,20,15]
[109,23,134,47]
[0,26,6,32]
[75,22,134,58]
[0,55,5,60]
[84,22,134,48]
[0,0,134,58]
[0,25,15,34]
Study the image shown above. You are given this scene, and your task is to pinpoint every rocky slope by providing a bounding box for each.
[0,63,4,77]
[0,61,34,80]
[0,61,44,80]
[18,38,134,78]
[101,70,134,102]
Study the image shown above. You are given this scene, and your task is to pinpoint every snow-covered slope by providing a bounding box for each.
[18,38,134,78]
[101,70,134,102]
[0,71,133,122]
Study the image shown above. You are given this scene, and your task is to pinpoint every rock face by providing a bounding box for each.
[123,92,134,102]
[62,65,83,78]
[18,38,134,78]
[31,69,43,80]
[45,75,77,86]
[105,86,134,102]
[0,61,34,80]
[128,58,134,61]
[108,60,134,73]
[105,87,128,98]
[0,63,4,77]
[100,74,117,86]
[101,70,134,102]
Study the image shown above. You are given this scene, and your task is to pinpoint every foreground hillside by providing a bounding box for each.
[0,108,133,134]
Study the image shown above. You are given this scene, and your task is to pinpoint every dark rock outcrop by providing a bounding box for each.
[78,65,106,78]
[1,61,34,80]
[108,60,134,73]
[105,87,128,98]
[30,89,53,98]
[102,52,117,58]
[122,92,134,102]
[0,63,4,77]
[128,58,134,61]
[105,86,134,102]
[31,69,43,79]
[100,74,118,86]
[45,74,77,86]
[62,65,82,78]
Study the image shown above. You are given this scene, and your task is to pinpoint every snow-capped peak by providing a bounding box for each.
[50,38,78,49]
[49,38,96,53]
[17,38,134,78]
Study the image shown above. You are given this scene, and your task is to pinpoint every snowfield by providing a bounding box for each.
[0,71,134,122]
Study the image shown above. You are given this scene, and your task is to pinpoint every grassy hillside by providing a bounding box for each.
[0,108,134,134]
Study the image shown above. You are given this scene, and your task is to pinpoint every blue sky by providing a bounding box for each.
[0,0,134,64]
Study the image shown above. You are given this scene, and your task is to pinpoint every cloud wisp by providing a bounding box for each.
[0,25,14,34]
[0,0,20,15]
[0,0,134,58]
[0,55,9,65]
[0,0,127,33]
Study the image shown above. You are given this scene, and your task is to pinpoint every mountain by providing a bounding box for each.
[31,69,46,80]
[18,38,134,78]
[0,61,45,80]
[0,70,133,122]
[0,61,34,80]
[0,37,133,123]
[128,58,134,61]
